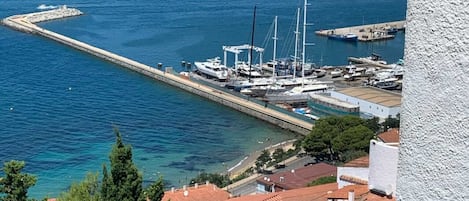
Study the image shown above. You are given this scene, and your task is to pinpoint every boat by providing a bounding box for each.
[283,84,329,96]
[194,57,229,81]
[313,69,326,78]
[235,61,263,78]
[372,77,399,90]
[328,33,358,42]
[246,84,287,97]
[330,68,343,78]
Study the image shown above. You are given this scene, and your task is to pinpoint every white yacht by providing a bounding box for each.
[194,57,229,81]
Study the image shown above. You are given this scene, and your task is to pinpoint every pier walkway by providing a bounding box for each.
[2,8,313,135]
[315,20,405,42]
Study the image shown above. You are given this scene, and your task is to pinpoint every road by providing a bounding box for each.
[227,155,315,196]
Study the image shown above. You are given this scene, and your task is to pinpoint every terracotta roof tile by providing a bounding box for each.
[256,163,337,190]
[364,192,396,201]
[227,183,338,201]
[162,183,230,201]
[326,185,369,199]
[343,155,369,167]
[339,175,368,185]
[378,128,400,143]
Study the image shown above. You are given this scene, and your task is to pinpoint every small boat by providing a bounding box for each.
[194,57,229,81]
[249,84,287,97]
[283,84,329,96]
[236,61,263,78]
[372,77,399,90]
[330,68,343,78]
[313,69,326,78]
[328,33,358,42]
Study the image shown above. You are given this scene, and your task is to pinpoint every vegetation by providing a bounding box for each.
[0,160,37,201]
[302,116,376,162]
[307,176,336,187]
[255,150,272,172]
[58,128,164,201]
[57,172,100,201]
[189,172,230,188]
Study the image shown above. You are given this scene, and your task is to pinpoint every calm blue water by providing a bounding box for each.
[0,0,406,198]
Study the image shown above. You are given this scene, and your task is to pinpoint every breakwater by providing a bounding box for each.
[2,8,313,135]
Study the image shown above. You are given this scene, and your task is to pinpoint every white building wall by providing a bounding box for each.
[330,91,400,118]
[337,167,369,188]
[368,140,398,196]
[397,0,469,200]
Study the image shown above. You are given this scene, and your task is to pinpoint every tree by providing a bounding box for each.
[364,117,380,133]
[189,172,230,188]
[381,115,400,130]
[144,176,164,201]
[57,172,100,201]
[302,116,373,161]
[272,148,285,163]
[0,160,37,201]
[255,150,271,172]
[307,176,336,187]
[102,128,143,201]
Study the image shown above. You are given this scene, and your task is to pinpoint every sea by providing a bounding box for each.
[0,0,407,199]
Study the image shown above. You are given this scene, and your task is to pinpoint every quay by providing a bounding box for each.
[2,8,314,135]
[315,20,406,42]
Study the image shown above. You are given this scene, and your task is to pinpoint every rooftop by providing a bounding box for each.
[227,183,338,201]
[309,94,360,109]
[256,162,337,190]
[335,87,402,107]
[343,155,369,167]
[378,128,400,143]
[162,183,230,201]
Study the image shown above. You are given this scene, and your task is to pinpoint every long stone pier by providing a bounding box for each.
[2,8,314,135]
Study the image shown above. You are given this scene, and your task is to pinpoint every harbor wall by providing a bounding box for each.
[2,9,313,135]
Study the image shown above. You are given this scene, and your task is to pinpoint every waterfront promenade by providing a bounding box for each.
[2,8,313,135]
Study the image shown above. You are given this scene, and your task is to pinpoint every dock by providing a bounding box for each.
[315,20,405,42]
[2,8,314,135]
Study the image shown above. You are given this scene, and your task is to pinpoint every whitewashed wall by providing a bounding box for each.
[397,0,469,200]
[368,140,398,196]
[330,91,400,118]
[337,167,369,188]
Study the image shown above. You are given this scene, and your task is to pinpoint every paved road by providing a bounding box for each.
[228,155,315,196]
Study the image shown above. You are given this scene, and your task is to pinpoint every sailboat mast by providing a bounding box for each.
[249,5,257,82]
[293,8,300,79]
[272,16,278,78]
[302,0,308,87]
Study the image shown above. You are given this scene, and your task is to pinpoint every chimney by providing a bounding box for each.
[183,190,189,197]
[348,189,355,201]
[195,183,198,189]
[206,180,210,185]
[183,185,187,191]
[280,176,285,182]
[171,187,175,193]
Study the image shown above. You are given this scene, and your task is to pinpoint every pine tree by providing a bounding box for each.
[57,172,100,201]
[0,160,37,201]
[101,128,143,201]
[144,176,164,201]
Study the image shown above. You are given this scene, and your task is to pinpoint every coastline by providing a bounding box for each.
[227,139,297,179]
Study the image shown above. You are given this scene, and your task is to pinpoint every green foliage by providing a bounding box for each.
[102,128,143,201]
[57,172,100,201]
[272,148,286,163]
[189,173,230,188]
[302,116,374,161]
[0,160,37,201]
[340,150,368,164]
[144,176,164,201]
[382,115,400,130]
[307,176,336,187]
[231,167,254,183]
[255,150,271,171]
[364,117,381,133]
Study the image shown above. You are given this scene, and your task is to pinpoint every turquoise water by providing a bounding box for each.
[0,0,406,198]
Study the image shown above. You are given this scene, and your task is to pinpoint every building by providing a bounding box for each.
[162,182,230,201]
[307,94,360,117]
[330,87,401,119]
[368,140,398,197]
[256,163,337,193]
[337,156,369,188]
[326,184,395,201]
[377,128,399,143]
[227,183,338,201]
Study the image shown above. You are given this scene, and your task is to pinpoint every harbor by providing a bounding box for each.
[315,20,406,42]
[2,7,314,135]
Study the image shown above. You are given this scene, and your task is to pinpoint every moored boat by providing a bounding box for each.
[194,57,229,81]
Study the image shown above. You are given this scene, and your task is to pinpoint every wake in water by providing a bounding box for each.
[37,4,58,10]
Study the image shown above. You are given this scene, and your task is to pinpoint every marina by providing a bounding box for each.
[2,7,314,135]
[315,20,406,42]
